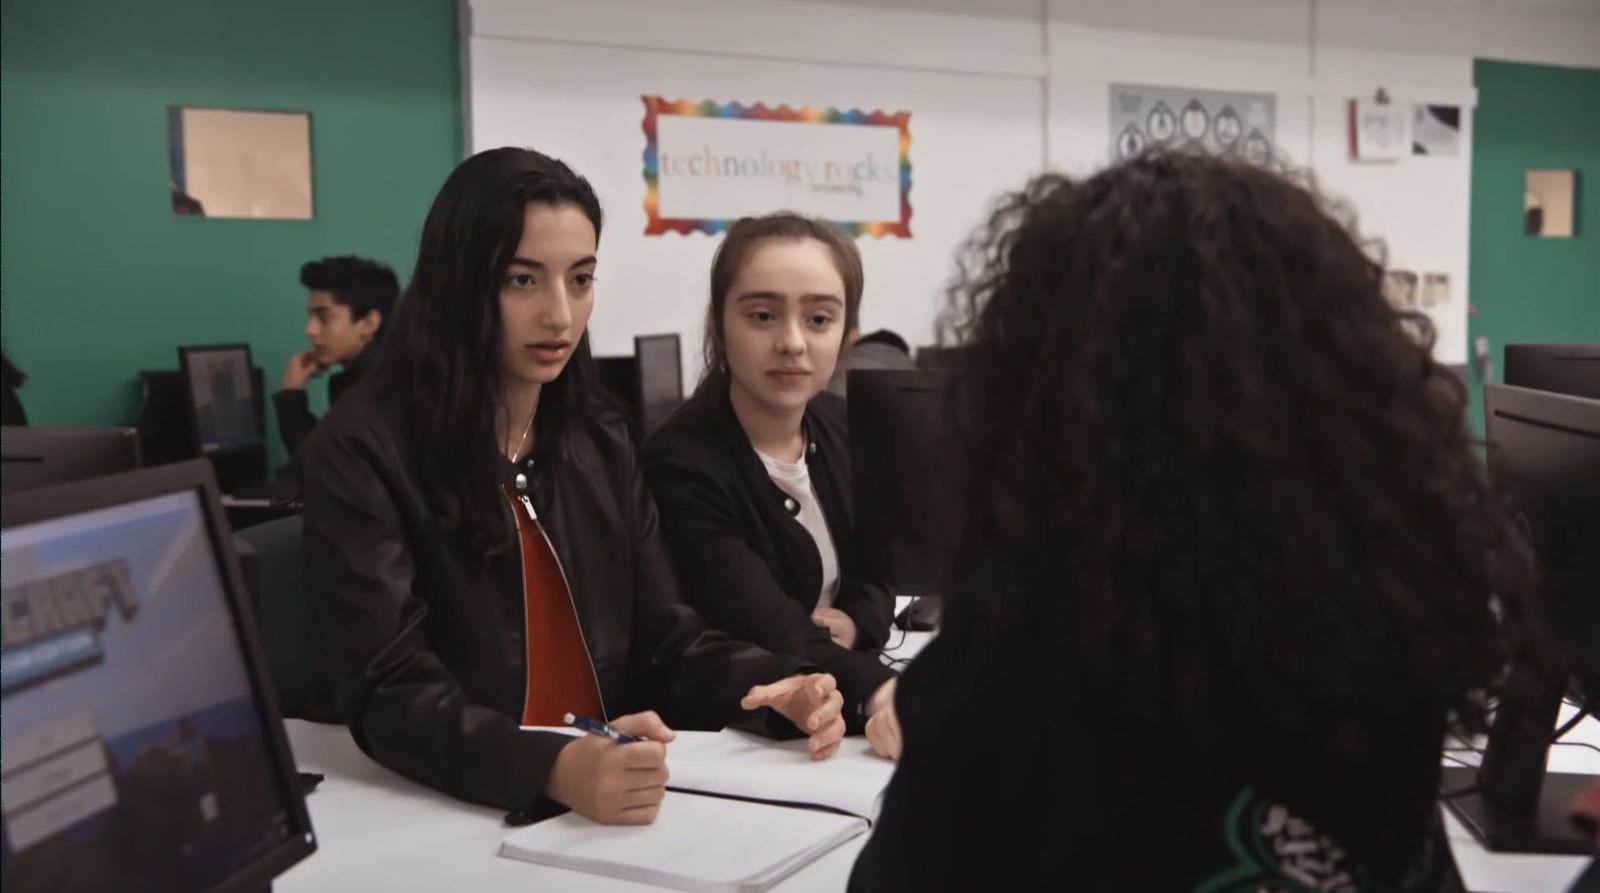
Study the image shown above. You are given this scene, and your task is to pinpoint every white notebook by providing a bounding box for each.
[517,727,897,822]
[664,729,895,822]
[498,790,867,893]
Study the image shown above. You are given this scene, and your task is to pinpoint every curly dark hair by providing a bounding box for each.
[941,150,1536,757]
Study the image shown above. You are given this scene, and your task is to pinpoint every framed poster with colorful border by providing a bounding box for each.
[642,96,912,238]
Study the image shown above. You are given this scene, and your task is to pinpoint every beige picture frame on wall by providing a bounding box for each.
[1524,168,1577,238]
[168,106,314,219]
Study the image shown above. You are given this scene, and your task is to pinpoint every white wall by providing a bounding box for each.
[468,0,1046,376]
[1308,48,1477,360]
[467,0,1600,372]
[1044,20,1479,360]
[1041,0,1599,363]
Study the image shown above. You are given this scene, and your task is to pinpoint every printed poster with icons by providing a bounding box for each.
[641,96,912,238]
[1109,84,1276,164]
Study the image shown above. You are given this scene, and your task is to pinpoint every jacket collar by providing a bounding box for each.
[329,343,377,403]
[705,383,821,463]
[700,384,851,557]
[345,339,376,374]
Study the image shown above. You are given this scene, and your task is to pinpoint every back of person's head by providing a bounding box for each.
[943,150,1533,756]
[299,256,400,330]
[373,147,607,552]
[696,212,863,396]
[854,329,909,354]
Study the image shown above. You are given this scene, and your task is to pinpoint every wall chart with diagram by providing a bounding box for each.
[1109,84,1276,163]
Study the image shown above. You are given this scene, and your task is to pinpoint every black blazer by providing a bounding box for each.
[850,588,1463,891]
[301,387,806,813]
[643,389,895,729]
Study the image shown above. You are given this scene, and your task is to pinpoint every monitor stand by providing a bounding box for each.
[1443,664,1597,855]
[1442,766,1595,854]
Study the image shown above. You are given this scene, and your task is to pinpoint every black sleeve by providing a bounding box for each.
[833,577,894,651]
[301,425,573,812]
[621,436,813,733]
[273,388,318,456]
[643,450,894,732]
[848,609,1053,890]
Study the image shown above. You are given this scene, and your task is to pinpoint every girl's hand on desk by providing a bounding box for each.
[742,674,846,760]
[864,679,902,761]
[811,607,858,649]
[545,711,675,825]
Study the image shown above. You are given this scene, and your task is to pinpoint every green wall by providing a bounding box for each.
[1,0,461,467]
[1468,59,1600,432]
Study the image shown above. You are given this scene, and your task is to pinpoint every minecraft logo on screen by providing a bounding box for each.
[1,560,139,693]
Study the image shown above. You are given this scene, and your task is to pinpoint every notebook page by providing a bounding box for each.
[498,790,867,893]
[663,730,895,821]
[517,726,896,821]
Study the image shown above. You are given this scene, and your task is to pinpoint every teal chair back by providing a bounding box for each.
[236,515,328,720]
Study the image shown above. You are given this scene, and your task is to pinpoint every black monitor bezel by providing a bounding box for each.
[1503,343,1600,401]
[634,333,684,433]
[848,367,953,594]
[1449,384,1600,853]
[1485,383,1600,685]
[0,425,143,492]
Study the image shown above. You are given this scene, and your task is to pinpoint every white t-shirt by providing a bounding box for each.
[757,449,840,611]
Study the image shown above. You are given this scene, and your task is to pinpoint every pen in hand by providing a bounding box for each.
[503,716,646,828]
[564,712,645,744]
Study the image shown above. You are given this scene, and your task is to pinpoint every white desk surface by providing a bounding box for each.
[276,629,933,893]
[275,622,1596,893]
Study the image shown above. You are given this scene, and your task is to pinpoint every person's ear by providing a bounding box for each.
[355,309,382,340]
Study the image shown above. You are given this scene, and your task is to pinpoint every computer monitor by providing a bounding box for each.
[179,345,263,457]
[2,426,142,493]
[635,333,684,435]
[849,369,954,599]
[1504,343,1600,401]
[139,369,265,467]
[1441,384,1600,854]
[0,461,316,892]
[913,346,963,370]
[174,348,273,496]
[596,354,642,424]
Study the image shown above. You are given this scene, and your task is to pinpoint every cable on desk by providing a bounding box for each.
[878,625,913,670]
[1441,694,1591,756]
[1442,753,1479,769]
[884,623,908,655]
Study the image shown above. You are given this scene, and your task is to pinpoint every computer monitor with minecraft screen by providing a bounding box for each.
[1,460,314,893]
